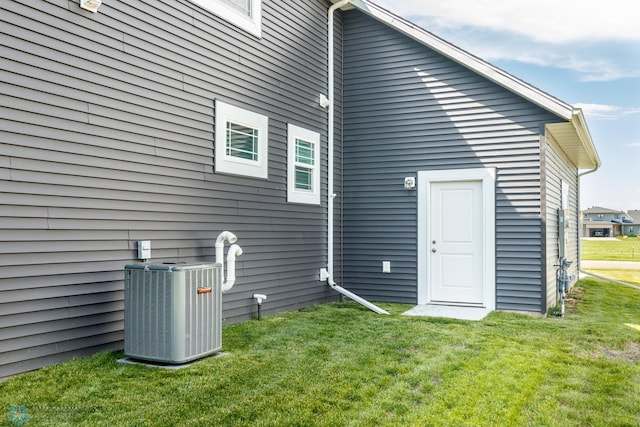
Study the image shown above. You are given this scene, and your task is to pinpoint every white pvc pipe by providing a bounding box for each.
[222,244,243,293]
[215,231,239,292]
[215,231,237,281]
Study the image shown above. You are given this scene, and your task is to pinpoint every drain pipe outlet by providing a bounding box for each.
[253,293,267,320]
[222,244,242,293]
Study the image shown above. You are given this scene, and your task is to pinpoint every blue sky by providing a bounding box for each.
[372,0,640,212]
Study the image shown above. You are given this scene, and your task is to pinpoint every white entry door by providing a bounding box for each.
[417,168,495,310]
[430,180,483,305]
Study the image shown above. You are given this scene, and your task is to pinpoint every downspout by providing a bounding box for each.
[327,0,349,282]
[577,169,639,300]
[576,166,600,272]
[326,1,389,315]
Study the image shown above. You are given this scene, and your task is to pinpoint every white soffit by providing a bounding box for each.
[546,110,601,169]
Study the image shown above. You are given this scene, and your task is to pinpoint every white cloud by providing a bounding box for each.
[625,143,640,148]
[371,0,640,81]
[574,103,640,119]
[456,38,639,82]
[574,103,619,117]
[373,0,640,44]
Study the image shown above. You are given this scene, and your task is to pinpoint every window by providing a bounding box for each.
[287,124,320,205]
[215,100,268,179]
[189,0,262,37]
[596,214,604,220]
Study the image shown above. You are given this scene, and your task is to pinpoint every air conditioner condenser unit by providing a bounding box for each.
[124,263,222,364]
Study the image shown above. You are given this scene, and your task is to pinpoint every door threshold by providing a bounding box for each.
[403,304,492,321]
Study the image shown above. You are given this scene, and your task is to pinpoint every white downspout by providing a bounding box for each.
[577,166,600,272]
[326,1,389,315]
[327,0,349,281]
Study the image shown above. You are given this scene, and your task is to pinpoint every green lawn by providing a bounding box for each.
[585,269,640,286]
[2,278,640,426]
[581,236,640,261]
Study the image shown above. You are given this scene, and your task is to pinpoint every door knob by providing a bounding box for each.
[432,248,437,253]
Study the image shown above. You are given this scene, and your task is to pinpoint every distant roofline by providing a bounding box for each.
[582,206,625,214]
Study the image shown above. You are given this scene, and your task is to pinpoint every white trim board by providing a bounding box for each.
[417,168,496,316]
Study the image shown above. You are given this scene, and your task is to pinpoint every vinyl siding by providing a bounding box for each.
[0,0,339,377]
[543,132,579,311]
[341,10,562,310]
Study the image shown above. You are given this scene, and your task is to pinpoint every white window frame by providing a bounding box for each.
[215,100,268,179]
[189,0,262,37]
[287,124,320,205]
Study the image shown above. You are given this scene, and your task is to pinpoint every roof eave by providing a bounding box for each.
[546,109,601,170]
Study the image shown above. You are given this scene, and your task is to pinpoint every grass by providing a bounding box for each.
[2,278,640,426]
[581,236,640,261]
[585,269,640,286]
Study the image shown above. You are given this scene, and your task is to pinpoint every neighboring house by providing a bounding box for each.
[622,210,640,237]
[581,206,630,237]
[0,0,600,377]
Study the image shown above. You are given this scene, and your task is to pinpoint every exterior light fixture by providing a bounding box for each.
[404,176,416,190]
[319,94,330,109]
[80,0,102,13]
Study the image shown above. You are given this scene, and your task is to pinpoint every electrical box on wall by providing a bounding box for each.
[558,180,570,260]
[382,261,391,273]
[558,209,569,259]
[137,240,151,260]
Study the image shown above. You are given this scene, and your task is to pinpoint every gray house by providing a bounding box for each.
[0,0,600,377]
[581,206,630,237]
[623,210,640,237]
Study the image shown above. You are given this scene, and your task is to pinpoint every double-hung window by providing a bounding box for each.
[189,0,262,37]
[287,124,320,205]
[215,100,268,179]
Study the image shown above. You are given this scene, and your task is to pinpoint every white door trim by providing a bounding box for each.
[417,168,496,311]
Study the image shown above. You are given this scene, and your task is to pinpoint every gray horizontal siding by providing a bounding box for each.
[543,132,579,311]
[0,0,339,377]
[341,10,562,310]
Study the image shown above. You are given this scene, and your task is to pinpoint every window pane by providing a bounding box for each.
[295,139,314,165]
[295,166,312,191]
[221,0,252,17]
[226,122,258,161]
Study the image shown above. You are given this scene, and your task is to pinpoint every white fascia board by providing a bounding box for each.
[571,108,601,169]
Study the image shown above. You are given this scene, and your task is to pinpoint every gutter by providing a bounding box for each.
[325,0,389,315]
